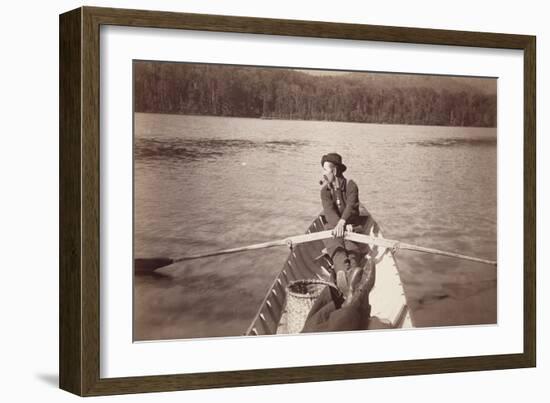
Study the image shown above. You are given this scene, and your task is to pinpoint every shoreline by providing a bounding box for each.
[134,111,497,130]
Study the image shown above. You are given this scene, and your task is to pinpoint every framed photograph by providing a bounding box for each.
[59,6,536,396]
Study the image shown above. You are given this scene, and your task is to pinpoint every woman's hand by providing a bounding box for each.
[334,219,346,237]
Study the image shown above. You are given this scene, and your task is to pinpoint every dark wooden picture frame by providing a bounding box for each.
[59,6,536,396]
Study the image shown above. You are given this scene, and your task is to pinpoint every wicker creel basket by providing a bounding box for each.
[285,279,337,334]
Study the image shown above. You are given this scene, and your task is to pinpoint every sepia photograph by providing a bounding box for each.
[132,61,497,341]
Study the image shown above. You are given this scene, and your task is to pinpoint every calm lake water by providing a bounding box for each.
[134,113,497,341]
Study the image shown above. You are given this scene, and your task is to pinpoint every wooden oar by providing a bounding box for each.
[135,230,337,272]
[345,232,497,266]
[135,229,496,273]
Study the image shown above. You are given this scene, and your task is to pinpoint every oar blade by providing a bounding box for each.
[134,257,175,273]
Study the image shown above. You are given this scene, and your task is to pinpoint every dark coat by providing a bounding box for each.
[320,176,361,257]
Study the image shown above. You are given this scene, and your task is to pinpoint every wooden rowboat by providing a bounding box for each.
[245,205,413,335]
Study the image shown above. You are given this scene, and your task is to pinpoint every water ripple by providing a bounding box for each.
[411,137,496,147]
[135,138,310,162]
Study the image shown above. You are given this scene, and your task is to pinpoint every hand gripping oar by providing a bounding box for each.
[135,229,496,273]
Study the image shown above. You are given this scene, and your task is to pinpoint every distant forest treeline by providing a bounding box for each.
[134,62,497,127]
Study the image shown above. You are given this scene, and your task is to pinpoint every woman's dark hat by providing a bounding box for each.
[321,153,347,172]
